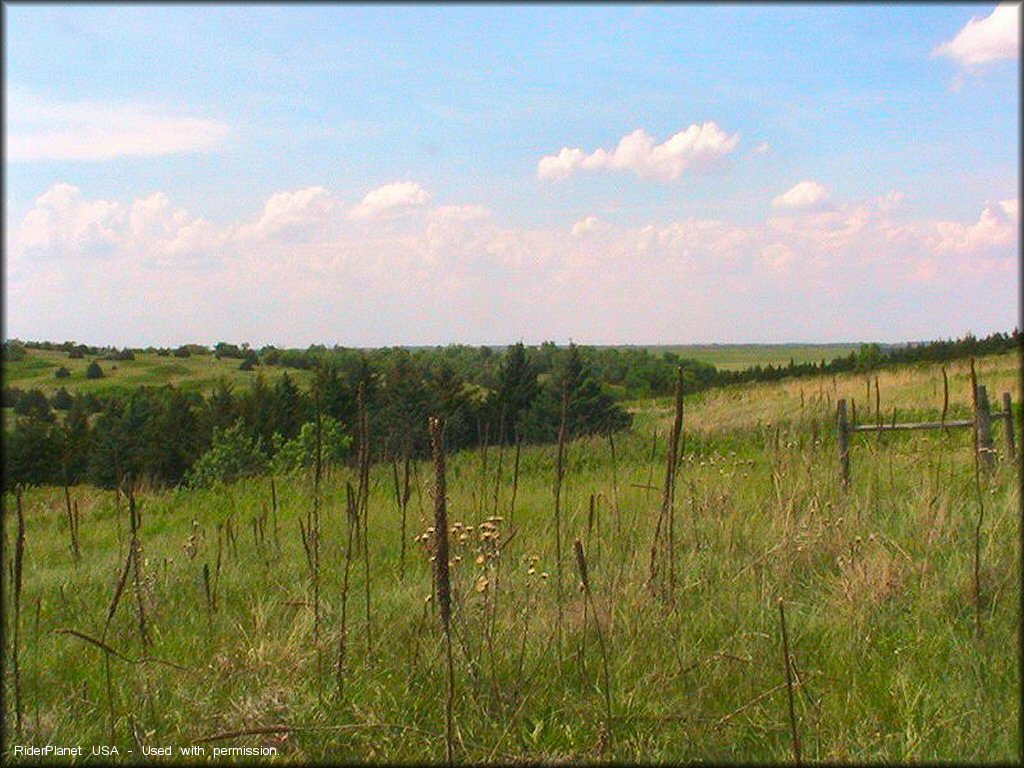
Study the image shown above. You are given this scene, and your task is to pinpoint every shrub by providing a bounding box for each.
[188,420,268,488]
[13,389,54,422]
[51,387,74,411]
[55,366,71,379]
[2,340,27,362]
[271,416,352,475]
[86,361,104,379]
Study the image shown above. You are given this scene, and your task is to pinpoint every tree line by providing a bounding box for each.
[3,343,630,490]
[3,329,1018,491]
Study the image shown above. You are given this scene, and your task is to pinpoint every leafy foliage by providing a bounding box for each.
[270,416,352,475]
[187,419,268,488]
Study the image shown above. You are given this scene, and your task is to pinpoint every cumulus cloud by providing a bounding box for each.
[931,198,1019,255]
[5,91,230,162]
[537,122,740,182]
[253,187,340,237]
[876,190,907,213]
[347,181,432,220]
[933,3,1020,67]
[772,181,832,211]
[570,216,602,237]
[761,243,797,270]
[15,183,125,257]
[429,204,492,223]
[6,183,1017,346]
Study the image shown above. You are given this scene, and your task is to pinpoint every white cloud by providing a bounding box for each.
[6,183,1017,346]
[5,91,230,162]
[254,187,340,237]
[570,216,602,237]
[537,122,740,182]
[348,182,432,220]
[429,204,492,223]
[15,183,125,256]
[761,243,796,270]
[751,142,772,155]
[933,3,1020,67]
[537,148,588,183]
[876,190,907,213]
[772,181,832,211]
[931,198,1019,255]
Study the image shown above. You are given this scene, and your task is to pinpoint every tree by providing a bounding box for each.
[86,361,104,379]
[4,418,60,488]
[496,342,539,441]
[14,389,54,422]
[51,387,74,411]
[270,373,305,442]
[521,343,631,442]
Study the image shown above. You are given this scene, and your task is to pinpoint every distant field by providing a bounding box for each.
[2,349,313,396]
[3,345,866,396]
[611,343,863,371]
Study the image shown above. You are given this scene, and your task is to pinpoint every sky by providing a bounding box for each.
[4,3,1020,348]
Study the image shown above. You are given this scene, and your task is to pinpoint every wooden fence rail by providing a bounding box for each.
[837,385,1015,488]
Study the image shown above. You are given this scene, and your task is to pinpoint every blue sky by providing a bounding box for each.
[4,4,1020,347]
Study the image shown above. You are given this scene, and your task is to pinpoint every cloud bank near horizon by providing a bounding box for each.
[6,180,1018,347]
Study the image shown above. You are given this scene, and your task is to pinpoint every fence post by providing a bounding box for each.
[1002,392,1016,463]
[837,399,850,489]
[976,385,995,470]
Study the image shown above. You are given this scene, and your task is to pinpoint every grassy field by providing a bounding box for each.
[609,343,863,371]
[3,349,314,397]
[2,351,1020,763]
[2,343,867,398]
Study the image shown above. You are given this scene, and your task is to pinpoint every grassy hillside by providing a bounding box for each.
[2,343,868,398]
[3,348,313,397]
[3,352,1020,762]
[611,343,862,371]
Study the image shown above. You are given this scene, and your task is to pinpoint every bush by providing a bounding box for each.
[188,421,268,488]
[3,340,27,362]
[52,387,74,411]
[55,366,71,379]
[271,416,352,475]
[13,389,54,422]
[2,386,26,408]
[86,361,104,379]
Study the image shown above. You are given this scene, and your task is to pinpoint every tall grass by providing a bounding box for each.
[2,351,1020,762]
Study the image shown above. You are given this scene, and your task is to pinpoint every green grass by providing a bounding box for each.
[3,349,313,397]
[608,343,862,371]
[2,352,1020,763]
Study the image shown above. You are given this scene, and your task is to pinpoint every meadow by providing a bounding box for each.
[2,343,862,398]
[2,348,314,398]
[607,343,862,372]
[2,350,1020,763]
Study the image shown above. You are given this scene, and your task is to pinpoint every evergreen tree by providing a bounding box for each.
[51,387,74,411]
[496,342,539,441]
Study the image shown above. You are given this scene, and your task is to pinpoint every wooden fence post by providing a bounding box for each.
[976,385,995,470]
[837,399,850,489]
[1002,392,1016,463]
